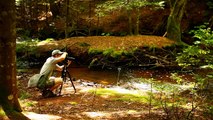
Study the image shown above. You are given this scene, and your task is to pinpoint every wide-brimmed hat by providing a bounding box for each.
[51,49,63,56]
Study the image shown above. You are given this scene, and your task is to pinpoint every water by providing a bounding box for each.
[26,67,194,85]
[68,67,194,85]
[68,67,121,85]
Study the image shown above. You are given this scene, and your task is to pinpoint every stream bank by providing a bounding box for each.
[17,36,180,69]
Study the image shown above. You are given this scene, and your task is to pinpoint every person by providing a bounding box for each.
[28,49,71,97]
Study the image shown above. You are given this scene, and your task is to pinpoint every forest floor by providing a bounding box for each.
[16,71,166,120]
[14,70,212,120]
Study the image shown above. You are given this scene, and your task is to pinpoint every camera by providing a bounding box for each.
[63,55,75,65]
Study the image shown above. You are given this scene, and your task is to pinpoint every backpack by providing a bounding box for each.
[28,74,43,88]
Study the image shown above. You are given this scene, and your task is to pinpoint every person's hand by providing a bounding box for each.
[67,60,72,66]
[63,52,68,56]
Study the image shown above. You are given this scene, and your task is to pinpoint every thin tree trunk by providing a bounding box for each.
[65,0,69,38]
[128,11,133,35]
[166,0,187,43]
[0,0,29,119]
[126,0,133,35]
[135,8,140,35]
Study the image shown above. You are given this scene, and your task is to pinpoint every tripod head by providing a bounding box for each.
[62,55,75,65]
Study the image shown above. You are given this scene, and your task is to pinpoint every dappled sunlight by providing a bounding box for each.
[111,86,136,94]
[17,67,212,119]
[131,82,158,93]
[83,110,142,119]
[37,41,59,46]
[23,112,62,120]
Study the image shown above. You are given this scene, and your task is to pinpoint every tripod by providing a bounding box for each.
[59,64,76,95]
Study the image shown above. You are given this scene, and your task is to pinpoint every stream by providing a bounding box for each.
[68,67,193,85]
[25,66,194,85]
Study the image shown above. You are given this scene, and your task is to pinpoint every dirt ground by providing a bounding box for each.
[15,71,168,120]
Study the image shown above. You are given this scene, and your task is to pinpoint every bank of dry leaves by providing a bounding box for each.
[37,35,175,52]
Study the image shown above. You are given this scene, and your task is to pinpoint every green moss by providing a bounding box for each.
[77,42,91,47]
[0,108,6,116]
[89,88,150,103]
[102,47,137,58]
[103,48,114,56]
[88,48,103,54]
[16,39,39,55]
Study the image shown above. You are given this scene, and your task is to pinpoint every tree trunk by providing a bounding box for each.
[135,8,140,35]
[0,0,29,119]
[128,11,133,35]
[166,0,187,43]
[65,0,70,38]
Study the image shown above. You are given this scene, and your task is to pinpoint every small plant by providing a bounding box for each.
[19,90,31,100]
[176,23,213,68]
[101,32,112,36]
[204,105,213,119]
[26,102,35,107]
[175,23,213,119]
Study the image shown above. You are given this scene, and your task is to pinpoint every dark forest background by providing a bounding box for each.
[16,0,213,42]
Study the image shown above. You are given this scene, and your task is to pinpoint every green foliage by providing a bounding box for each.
[25,102,35,107]
[0,108,6,116]
[19,91,31,100]
[95,0,164,16]
[103,48,136,58]
[207,1,213,9]
[101,32,112,36]
[175,24,213,118]
[88,47,137,68]
[16,39,39,54]
[123,48,135,56]
[88,48,103,55]
[17,80,31,99]
[44,38,54,42]
[170,73,183,84]
[103,48,114,56]
[89,47,136,57]
[205,105,213,117]
[176,24,213,68]
[16,28,31,39]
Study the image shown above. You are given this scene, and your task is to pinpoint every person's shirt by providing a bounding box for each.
[39,56,62,78]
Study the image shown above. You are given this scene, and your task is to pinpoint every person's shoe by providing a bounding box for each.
[42,89,56,98]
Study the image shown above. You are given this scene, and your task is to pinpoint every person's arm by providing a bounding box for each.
[55,52,68,63]
[67,60,72,66]
[56,64,64,71]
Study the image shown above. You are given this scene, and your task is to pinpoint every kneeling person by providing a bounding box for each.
[28,49,71,97]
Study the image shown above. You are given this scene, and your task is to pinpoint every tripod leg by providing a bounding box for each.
[58,79,64,95]
[67,71,76,93]
[59,70,67,95]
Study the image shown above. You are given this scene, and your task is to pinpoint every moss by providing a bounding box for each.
[0,108,6,117]
[16,40,39,55]
[89,88,150,103]
[88,48,103,55]
[77,42,91,47]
